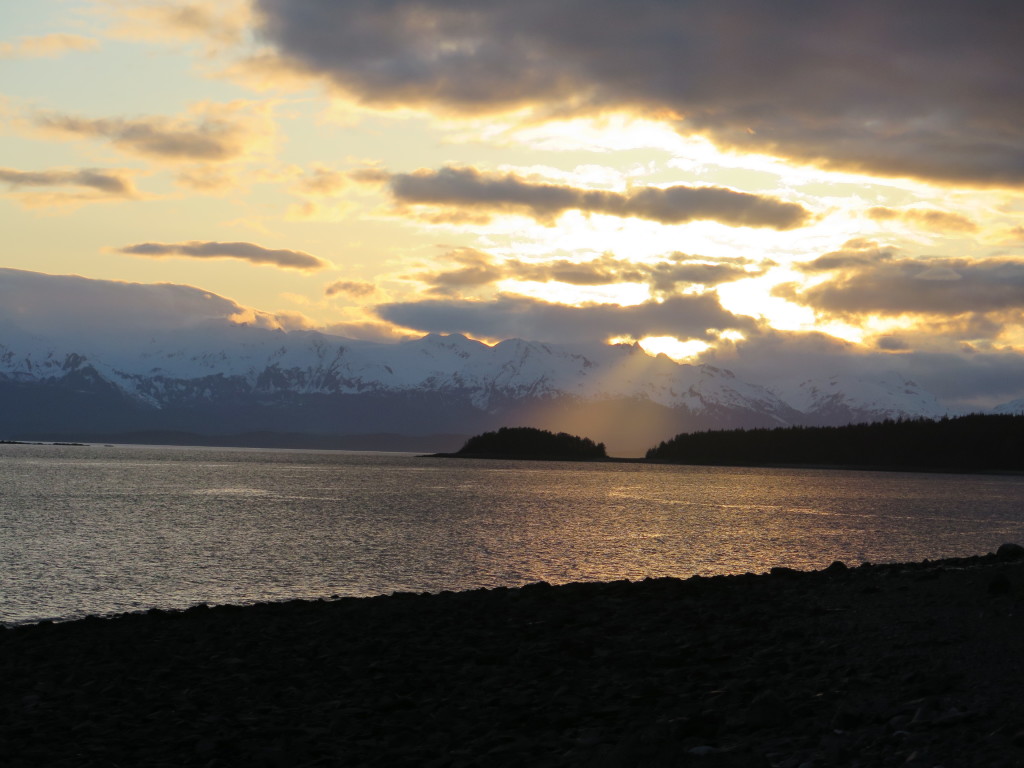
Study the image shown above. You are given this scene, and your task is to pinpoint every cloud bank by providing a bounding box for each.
[786,252,1024,317]
[697,329,1024,410]
[376,293,754,345]
[255,0,1024,187]
[119,241,329,271]
[0,268,272,342]
[3,269,1022,411]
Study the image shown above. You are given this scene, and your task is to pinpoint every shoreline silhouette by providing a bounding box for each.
[4,547,1023,766]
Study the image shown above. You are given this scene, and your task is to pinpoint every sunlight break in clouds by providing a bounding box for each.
[0,0,1022,410]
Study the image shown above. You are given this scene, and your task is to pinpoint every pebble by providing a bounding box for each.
[2,548,1023,767]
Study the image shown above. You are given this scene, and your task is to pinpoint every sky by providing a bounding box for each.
[2,0,1024,409]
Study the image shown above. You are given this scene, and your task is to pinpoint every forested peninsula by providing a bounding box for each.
[646,414,1024,472]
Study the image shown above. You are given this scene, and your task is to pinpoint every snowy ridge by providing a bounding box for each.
[992,399,1024,415]
[0,326,954,425]
[772,372,949,424]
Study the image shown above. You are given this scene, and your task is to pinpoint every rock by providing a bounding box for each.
[688,745,720,756]
[988,574,1012,595]
[995,542,1024,561]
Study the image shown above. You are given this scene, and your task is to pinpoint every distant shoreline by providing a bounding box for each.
[425,452,1024,475]
[5,438,1020,475]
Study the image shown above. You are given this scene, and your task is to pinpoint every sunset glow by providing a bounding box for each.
[2,0,1023,409]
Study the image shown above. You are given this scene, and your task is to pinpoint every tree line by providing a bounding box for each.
[645,414,1024,471]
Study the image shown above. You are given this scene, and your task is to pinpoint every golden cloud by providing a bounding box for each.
[34,100,278,165]
[866,206,979,234]
[0,34,100,59]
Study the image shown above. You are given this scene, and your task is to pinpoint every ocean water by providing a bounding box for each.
[2,442,1023,625]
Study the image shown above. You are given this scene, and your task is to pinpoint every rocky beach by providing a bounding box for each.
[3,547,1024,767]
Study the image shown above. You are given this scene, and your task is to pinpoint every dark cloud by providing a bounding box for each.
[119,241,328,271]
[325,280,378,298]
[866,207,979,233]
[376,293,755,344]
[416,249,761,296]
[782,255,1024,316]
[255,0,1024,187]
[0,167,136,196]
[378,166,810,229]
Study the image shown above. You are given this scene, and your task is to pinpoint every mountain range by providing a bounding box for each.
[1,323,1010,456]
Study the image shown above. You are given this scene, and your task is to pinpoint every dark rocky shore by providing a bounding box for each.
[4,548,1024,768]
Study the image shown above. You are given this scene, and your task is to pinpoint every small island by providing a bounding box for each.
[434,426,607,461]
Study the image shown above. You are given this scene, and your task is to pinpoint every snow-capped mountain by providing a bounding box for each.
[0,325,953,456]
[770,372,949,426]
[992,399,1024,415]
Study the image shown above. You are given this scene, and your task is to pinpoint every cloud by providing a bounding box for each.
[697,328,1024,410]
[321,320,417,343]
[372,166,810,229]
[0,166,139,206]
[999,226,1024,244]
[0,267,277,343]
[325,280,377,298]
[414,248,506,295]
[415,248,762,296]
[118,241,329,271]
[0,167,135,195]
[255,0,1024,187]
[376,293,755,344]
[92,0,250,52]
[795,240,896,273]
[34,101,275,163]
[866,207,979,233]
[783,253,1024,317]
[294,164,349,196]
[646,255,765,294]
[0,33,100,59]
